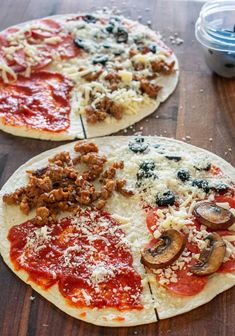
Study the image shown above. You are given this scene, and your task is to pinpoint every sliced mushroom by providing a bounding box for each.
[191,232,226,276]
[193,201,235,230]
[141,229,186,269]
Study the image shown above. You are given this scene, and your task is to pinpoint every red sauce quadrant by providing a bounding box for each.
[8,210,143,310]
[0,72,73,132]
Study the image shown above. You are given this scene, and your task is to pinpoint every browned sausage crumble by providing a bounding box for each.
[3,141,133,225]
[140,80,162,99]
[86,96,123,124]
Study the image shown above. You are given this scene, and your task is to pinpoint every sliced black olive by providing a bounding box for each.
[148,44,157,53]
[209,181,229,192]
[153,144,161,149]
[141,230,186,269]
[92,55,109,65]
[103,42,111,48]
[110,16,121,22]
[192,179,209,193]
[113,49,124,56]
[165,155,181,162]
[133,36,144,44]
[139,160,155,171]
[105,17,120,34]
[115,26,128,43]
[137,169,157,180]
[105,24,114,33]
[194,162,211,171]
[156,190,175,206]
[74,38,90,52]
[177,168,190,182]
[128,137,148,153]
[136,160,157,187]
[82,15,97,23]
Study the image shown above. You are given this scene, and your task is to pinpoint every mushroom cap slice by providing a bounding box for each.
[141,229,186,269]
[193,201,235,230]
[191,232,226,276]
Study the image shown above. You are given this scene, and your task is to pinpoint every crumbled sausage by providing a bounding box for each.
[80,152,107,181]
[140,79,162,98]
[74,141,99,154]
[112,161,124,170]
[20,197,30,215]
[109,102,123,120]
[129,49,138,57]
[49,151,73,167]
[96,199,106,209]
[129,47,150,57]
[86,106,108,124]
[151,60,175,75]
[3,142,131,224]
[86,97,124,123]
[100,180,115,200]
[133,62,145,71]
[83,69,103,82]
[116,179,134,197]
[97,96,123,120]
[36,206,50,220]
[104,72,121,83]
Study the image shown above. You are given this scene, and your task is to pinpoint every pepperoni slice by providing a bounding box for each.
[214,195,235,209]
[162,267,208,296]
[0,27,20,47]
[13,47,52,71]
[0,72,72,132]
[218,260,235,273]
[52,35,79,59]
[41,18,61,30]
[31,19,61,39]
[186,240,200,254]
[146,209,159,234]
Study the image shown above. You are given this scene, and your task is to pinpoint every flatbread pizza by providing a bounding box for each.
[0,136,234,326]
[0,11,178,140]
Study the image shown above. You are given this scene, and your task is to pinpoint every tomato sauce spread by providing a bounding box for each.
[8,210,143,310]
[0,72,72,132]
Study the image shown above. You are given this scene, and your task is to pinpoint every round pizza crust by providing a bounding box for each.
[0,136,234,326]
[0,14,179,140]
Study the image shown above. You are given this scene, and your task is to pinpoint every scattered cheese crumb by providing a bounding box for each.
[175,37,184,45]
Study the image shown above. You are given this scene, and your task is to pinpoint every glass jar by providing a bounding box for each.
[195,0,235,78]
